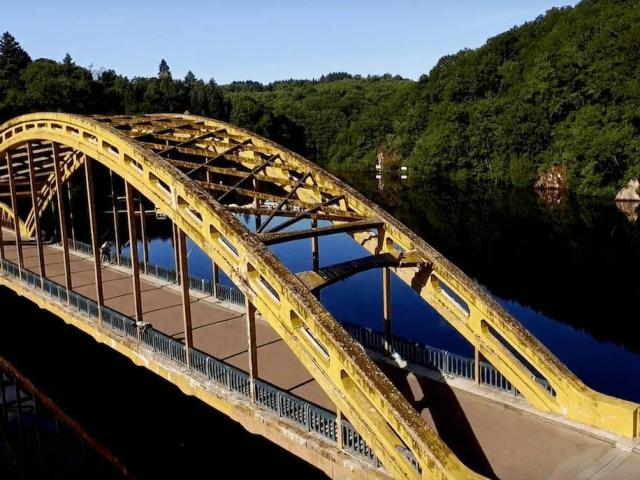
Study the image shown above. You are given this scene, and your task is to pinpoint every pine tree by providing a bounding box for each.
[0,32,32,90]
[158,59,171,79]
[184,70,196,88]
[62,53,74,67]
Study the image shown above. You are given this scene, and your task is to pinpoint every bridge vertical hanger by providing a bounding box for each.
[253,176,261,231]
[67,182,76,248]
[245,298,258,402]
[177,228,193,367]
[172,222,180,283]
[335,410,344,450]
[52,144,72,295]
[206,162,219,297]
[383,267,392,354]
[124,181,143,323]
[84,156,104,318]
[109,170,121,265]
[0,206,4,260]
[138,193,149,274]
[27,142,46,284]
[211,260,219,299]
[311,215,319,272]
[6,152,23,270]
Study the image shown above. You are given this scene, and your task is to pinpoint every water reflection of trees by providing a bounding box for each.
[340,172,640,352]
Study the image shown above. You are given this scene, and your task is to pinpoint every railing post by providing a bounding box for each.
[474,347,481,385]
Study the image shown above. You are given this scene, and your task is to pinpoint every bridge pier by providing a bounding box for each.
[124,181,143,323]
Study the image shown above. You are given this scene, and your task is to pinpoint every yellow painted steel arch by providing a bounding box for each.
[0,113,482,479]
[1,112,638,478]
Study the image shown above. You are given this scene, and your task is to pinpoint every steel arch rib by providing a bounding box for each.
[0,113,637,479]
[0,113,477,479]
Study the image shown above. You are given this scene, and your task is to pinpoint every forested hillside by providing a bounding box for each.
[1,0,638,195]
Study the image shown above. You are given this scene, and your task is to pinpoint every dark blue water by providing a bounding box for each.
[119,176,640,403]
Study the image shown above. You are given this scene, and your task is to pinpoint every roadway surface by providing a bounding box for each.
[2,230,639,480]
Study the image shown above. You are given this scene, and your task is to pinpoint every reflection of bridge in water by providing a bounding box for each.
[0,353,132,478]
[0,113,638,479]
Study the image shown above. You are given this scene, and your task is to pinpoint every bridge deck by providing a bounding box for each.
[2,231,639,480]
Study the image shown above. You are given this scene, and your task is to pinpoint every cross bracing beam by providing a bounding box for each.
[217,154,277,202]
[264,195,346,234]
[185,139,252,177]
[259,218,383,245]
[298,253,400,291]
[0,113,637,480]
[197,181,333,212]
[158,128,226,155]
[224,205,364,223]
[297,250,425,291]
[167,158,316,190]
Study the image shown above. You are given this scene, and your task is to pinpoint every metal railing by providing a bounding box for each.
[0,257,387,470]
[344,323,555,397]
[65,239,554,397]
[67,240,247,306]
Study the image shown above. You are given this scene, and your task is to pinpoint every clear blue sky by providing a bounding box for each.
[3,0,578,84]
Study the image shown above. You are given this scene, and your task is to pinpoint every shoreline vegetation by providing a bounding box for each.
[1,0,638,198]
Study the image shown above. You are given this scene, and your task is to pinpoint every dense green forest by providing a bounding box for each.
[1,0,638,195]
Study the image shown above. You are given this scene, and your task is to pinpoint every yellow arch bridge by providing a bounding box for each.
[0,113,637,479]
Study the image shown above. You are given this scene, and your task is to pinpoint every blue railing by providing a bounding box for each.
[344,323,555,397]
[68,239,247,306]
[0,257,391,470]
[66,239,554,397]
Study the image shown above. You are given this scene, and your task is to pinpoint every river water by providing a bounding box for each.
[1,170,639,477]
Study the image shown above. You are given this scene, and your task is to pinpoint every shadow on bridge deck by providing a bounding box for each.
[2,230,639,480]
